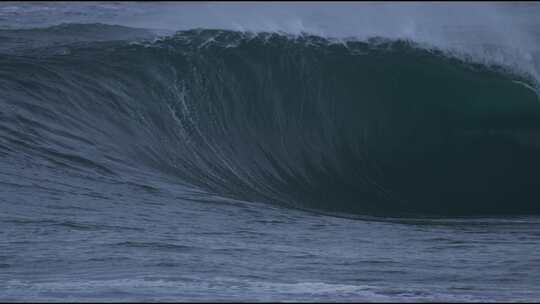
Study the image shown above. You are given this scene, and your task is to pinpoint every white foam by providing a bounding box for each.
[86,3,540,85]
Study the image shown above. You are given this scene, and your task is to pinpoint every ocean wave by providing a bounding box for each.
[1,24,540,216]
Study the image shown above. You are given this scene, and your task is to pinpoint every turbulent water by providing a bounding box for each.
[2,3,540,302]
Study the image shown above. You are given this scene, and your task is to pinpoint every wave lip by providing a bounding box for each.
[2,26,540,217]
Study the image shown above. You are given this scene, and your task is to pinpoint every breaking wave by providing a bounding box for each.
[2,24,540,216]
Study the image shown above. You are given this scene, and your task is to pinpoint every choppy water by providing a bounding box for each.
[1,2,540,302]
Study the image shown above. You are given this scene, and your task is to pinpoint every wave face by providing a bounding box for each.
[2,25,540,217]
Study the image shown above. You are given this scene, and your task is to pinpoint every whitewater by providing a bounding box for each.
[1,2,540,302]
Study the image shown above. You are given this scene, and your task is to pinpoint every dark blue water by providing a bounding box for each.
[2,3,540,302]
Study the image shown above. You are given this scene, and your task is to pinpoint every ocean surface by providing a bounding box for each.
[1,2,540,302]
